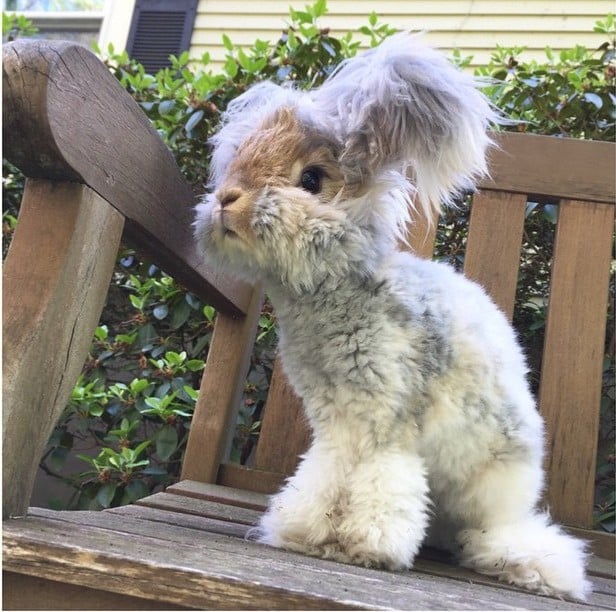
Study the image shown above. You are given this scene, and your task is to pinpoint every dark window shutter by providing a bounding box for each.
[126,0,198,73]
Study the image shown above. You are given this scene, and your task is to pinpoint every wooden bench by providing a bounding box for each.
[3,39,615,610]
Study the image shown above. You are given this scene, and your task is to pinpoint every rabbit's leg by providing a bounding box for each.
[253,441,348,559]
[452,458,590,600]
[335,450,430,569]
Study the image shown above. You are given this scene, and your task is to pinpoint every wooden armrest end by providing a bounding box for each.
[2,39,251,315]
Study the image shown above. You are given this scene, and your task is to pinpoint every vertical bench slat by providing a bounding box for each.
[2,180,124,518]
[404,208,439,259]
[539,199,614,528]
[464,190,527,320]
[253,358,311,475]
[181,287,263,484]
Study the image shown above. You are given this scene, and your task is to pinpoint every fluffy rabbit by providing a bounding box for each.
[194,33,589,600]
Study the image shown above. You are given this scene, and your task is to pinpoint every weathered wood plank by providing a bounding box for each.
[464,190,527,320]
[105,504,251,539]
[135,491,262,526]
[166,480,269,511]
[3,571,190,611]
[2,38,250,315]
[539,200,614,528]
[5,514,607,610]
[217,462,286,494]
[28,505,616,601]
[567,527,616,564]
[2,181,124,519]
[181,287,264,483]
[481,133,616,204]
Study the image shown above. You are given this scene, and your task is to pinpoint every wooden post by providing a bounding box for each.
[3,180,124,518]
[181,287,264,484]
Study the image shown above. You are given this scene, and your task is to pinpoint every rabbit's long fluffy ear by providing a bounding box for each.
[208,82,301,188]
[312,32,498,216]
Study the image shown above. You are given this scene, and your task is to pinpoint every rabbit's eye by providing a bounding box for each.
[300,167,324,194]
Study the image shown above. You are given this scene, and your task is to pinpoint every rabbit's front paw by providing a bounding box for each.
[336,513,424,570]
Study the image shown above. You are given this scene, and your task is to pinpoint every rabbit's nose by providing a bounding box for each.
[217,188,243,208]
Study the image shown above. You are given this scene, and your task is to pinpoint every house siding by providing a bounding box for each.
[189,0,612,68]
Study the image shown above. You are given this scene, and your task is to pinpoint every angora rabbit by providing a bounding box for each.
[194,33,589,600]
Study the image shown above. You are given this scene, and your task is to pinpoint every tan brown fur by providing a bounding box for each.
[215,107,349,245]
[218,107,345,198]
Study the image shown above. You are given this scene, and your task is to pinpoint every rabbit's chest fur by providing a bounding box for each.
[268,252,541,469]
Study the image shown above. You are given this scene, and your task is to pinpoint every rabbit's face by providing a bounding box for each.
[195,106,376,292]
[196,33,497,292]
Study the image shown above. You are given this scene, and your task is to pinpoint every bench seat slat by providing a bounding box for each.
[5,512,611,610]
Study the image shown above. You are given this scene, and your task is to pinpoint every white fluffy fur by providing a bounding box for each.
[194,33,590,601]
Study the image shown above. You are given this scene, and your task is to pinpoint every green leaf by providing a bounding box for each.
[224,56,238,78]
[75,454,96,468]
[96,483,117,509]
[313,0,327,18]
[158,100,176,115]
[183,385,199,401]
[129,294,144,310]
[144,397,161,410]
[94,325,108,341]
[185,109,204,134]
[137,323,158,347]
[88,404,104,417]
[155,425,179,461]
[165,351,186,366]
[583,92,603,109]
[202,305,216,322]
[130,378,150,395]
[152,304,169,320]
[185,359,205,372]
[222,33,234,51]
[133,439,152,457]
[124,479,150,503]
[170,299,192,329]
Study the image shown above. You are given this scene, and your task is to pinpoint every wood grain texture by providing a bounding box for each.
[217,462,286,494]
[181,287,264,483]
[539,200,614,528]
[2,38,250,316]
[136,491,262,526]
[3,572,190,611]
[254,357,312,475]
[2,181,124,519]
[5,512,609,611]
[403,207,439,259]
[482,133,615,204]
[464,190,527,320]
[567,528,616,563]
[167,480,269,511]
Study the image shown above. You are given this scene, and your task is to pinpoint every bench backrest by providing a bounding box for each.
[3,41,614,561]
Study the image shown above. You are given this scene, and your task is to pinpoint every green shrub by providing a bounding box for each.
[2,5,614,527]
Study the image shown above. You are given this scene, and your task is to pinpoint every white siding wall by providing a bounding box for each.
[190,0,613,69]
